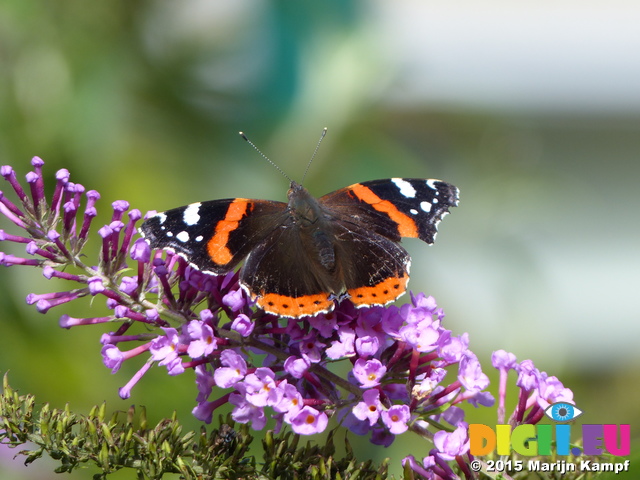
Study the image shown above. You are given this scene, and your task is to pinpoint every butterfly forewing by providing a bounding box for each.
[320,178,459,244]
[140,198,288,274]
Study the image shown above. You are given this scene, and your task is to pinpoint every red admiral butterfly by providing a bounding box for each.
[140,131,458,318]
[140,176,458,318]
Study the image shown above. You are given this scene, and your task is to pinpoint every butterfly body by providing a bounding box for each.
[140,178,458,318]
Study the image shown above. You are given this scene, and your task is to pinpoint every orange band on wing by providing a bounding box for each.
[350,184,418,238]
[256,292,334,318]
[207,199,251,265]
[347,273,409,307]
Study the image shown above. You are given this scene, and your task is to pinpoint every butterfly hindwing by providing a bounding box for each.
[238,212,411,315]
[332,222,411,307]
[239,225,337,317]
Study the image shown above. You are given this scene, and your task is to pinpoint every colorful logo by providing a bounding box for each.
[545,402,583,422]
[469,402,630,457]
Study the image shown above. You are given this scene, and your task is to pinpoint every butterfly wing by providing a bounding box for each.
[319,178,459,307]
[239,225,338,318]
[140,198,288,274]
[319,178,459,244]
[332,223,411,308]
[140,178,458,317]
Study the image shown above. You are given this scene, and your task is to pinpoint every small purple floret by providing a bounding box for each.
[381,404,410,435]
[290,406,328,435]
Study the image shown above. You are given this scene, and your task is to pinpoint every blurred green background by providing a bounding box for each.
[1,1,639,478]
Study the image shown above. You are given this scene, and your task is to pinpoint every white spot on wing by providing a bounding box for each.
[392,178,416,198]
[183,203,201,226]
[426,179,440,191]
[166,231,174,237]
[195,235,203,242]
[176,231,189,243]
[420,201,432,213]
[410,208,418,215]
[157,212,167,224]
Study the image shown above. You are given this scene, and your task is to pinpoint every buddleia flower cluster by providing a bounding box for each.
[0,158,574,479]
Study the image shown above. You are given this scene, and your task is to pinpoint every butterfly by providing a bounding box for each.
[140,176,458,318]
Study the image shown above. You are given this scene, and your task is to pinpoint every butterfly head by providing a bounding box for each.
[286,181,323,226]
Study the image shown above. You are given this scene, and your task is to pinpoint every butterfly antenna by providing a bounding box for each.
[301,127,327,186]
[239,131,292,183]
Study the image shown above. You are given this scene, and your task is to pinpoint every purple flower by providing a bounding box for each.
[439,332,469,364]
[102,344,125,373]
[537,374,574,409]
[354,335,379,358]
[150,328,184,375]
[79,190,100,239]
[403,455,437,479]
[411,292,438,311]
[194,364,216,402]
[111,200,129,222]
[307,313,338,337]
[381,404,410,435]
[467,391,495,408]
[222,288,245,311]
[289,406,328,435]
[98,224,112,239]
[441,406,466,428]
[352,389,383,426]
[214,350,247,388]
[0,253,41,267]
[1,166,27,203]
[186,320,217,358]
[458,352,490,392]
[230,392,267,431]
[355,308,388,347]
[273,381,304,420]
[130,238,151,262]
[192,400,217,424]
[414,370,445,399]
[59,314,113,328]
[399,321,440,353]
[493,349,518,423]
[119,362,152,399]
[352,358,387,388]
[243,368,281,407]
[145,309,159,322]
[516,359,540,391]
[492,349,517,370]
[433,424,470,461]
[88,277,105,295]
[326,326,355,359]
[231,313,254,337]
[26,289,87,313]
[283,356,310,379]
[298,334,324,364]
[199,309,214,323]
[370,426,395,447]
[119,276,138,295]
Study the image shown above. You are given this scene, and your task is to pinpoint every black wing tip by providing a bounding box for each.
[429,179,460,207]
